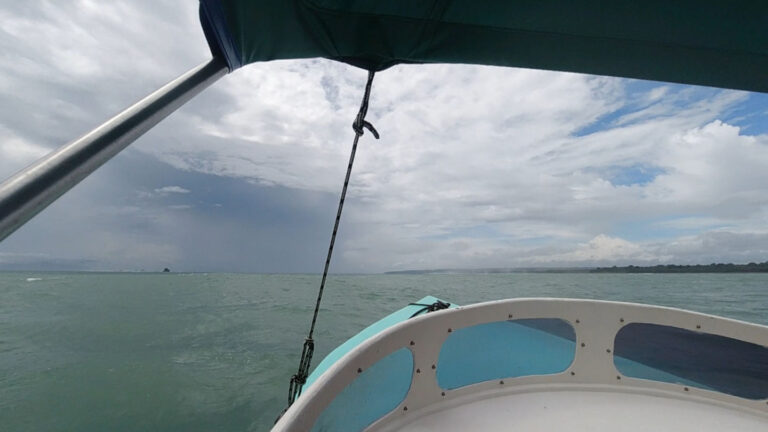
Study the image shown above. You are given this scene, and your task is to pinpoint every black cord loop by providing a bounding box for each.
[408,300,451,318]
[352,71,379,139]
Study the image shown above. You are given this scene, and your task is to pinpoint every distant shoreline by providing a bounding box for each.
[387,261,768,274]
[590,261,768,273]
[385,268,593,275]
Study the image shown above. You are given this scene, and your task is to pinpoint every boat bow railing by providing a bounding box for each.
[273,298,768,432]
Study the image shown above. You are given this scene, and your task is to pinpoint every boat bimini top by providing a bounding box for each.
[199,0,768,91]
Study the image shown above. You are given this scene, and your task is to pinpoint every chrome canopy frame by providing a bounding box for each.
[0,58,227,242]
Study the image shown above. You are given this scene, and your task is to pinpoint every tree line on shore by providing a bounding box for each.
[591,261,768,273]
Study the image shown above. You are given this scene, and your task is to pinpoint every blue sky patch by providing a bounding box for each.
[589,164,665,187]
[607,164,665,186]
[574,80,724,137]
[722,92,768,136]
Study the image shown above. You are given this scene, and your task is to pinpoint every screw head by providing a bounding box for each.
[696,324,701,329]
[357,368,362,373]
[447,328,452,333]
[410,340,415,346]
[620,318,625,323]
[499,380,504,385]
[441,392,446,397]
[570,371,575,376]
[416,368,421,374]
[508,313,514,319]
[575,319,580,324]
[606,349,612,353]
[581,342,586,347]
[403,406,408,411]
[684,387,689,392]
[431,364,436,370]
[617,375,621,380]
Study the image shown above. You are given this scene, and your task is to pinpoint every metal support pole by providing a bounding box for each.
[0,58,228,242]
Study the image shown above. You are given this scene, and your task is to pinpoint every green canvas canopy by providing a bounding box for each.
[200,0,768,93]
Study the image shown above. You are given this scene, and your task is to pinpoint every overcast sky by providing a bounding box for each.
[1,1,768,273]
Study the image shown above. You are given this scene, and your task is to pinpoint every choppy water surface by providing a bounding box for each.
[1,272,766,431]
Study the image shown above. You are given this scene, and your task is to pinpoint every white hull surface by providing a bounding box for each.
[386,389,767,432]
[274,299,768,431]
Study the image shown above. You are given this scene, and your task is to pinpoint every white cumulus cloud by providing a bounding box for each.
[154,186,190,195]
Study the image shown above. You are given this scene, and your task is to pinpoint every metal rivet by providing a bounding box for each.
[620,318,624,323]
[416,368,421,374]
[684,387,689,392]
[431,364,436,370]
[617,375,621,380]
[410,340,415,346]
[357,368,362,373]
[570,371,575,376]
[499,380,504,385]
[403,406,408,411]
[581,343,586,347]
[447,328,452,333]
[606,349,612,353]
[441,392,446,397]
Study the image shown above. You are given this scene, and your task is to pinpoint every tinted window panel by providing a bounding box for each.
[614,323,768,399]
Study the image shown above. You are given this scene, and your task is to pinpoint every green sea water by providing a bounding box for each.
[1,272,766,431]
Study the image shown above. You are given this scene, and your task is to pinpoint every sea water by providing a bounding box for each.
[1,272,766,431]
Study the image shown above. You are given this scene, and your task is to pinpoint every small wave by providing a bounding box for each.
[26,277,42,282]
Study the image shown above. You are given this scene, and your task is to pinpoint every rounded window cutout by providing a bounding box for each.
[311,348,413,432]
[614,323,768,399]
[437,318,576,390]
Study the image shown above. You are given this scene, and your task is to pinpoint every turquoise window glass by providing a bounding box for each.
[437,319,576,390]
[311,348,413,432]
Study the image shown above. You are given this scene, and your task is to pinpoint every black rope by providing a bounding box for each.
[408,300,451,318]
[284,71,379,412]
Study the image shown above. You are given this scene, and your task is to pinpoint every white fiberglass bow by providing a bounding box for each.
[274,298,768,432]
